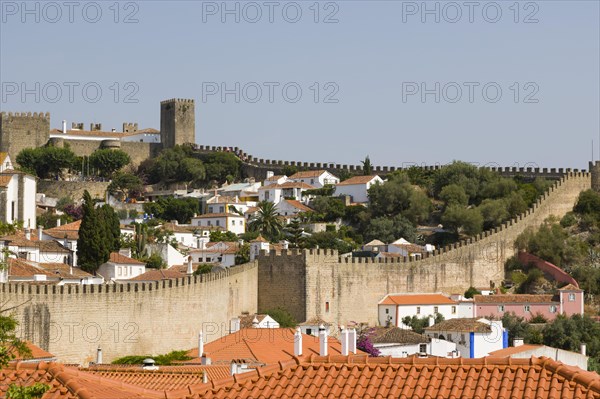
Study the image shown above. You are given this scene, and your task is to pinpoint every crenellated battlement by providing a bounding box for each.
[160,98,195,104]
[195,144,584,180]
[0,111,50,119]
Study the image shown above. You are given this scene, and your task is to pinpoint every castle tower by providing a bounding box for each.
[589,161,600,192]
[0,112,50,160]
[160,99,195,148]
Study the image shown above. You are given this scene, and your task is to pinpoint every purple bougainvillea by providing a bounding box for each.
[357,329,381,357]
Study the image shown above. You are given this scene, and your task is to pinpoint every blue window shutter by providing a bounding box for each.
[503,330,509,348]
[469,332,475,358]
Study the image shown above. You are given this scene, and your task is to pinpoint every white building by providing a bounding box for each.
[488,341,589,370]
[2,257,102,285]
[206,194,255,215]
[191,213,246,235]
[334,175,383,203]
[289,170,339,188]
[424,318,507,358]
[386,238,428,259]
[370,327,457,358]
[258,182,314,203]
[42,220,81,266]
[97,252,146,281]
[275,198,313,217]
[263,173,289,186]
[249,235,270,261]
[2,233,72,265]
[146,243,187,268]
[378,293,459,328]
[188,241,239,267]
[160,222,200,248]
[0,154,37,228]
[230,314,281,331]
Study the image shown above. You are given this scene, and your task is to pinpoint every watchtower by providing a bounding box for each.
[0,112,50,160]
[589,161,600,192]
[160,99,195,148]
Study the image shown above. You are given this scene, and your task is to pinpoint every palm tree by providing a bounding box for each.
[248,201,284,241]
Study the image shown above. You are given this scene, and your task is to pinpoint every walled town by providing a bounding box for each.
[1,99,600,397]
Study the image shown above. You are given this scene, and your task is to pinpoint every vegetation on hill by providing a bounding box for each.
[142,197,201,224]
[89,149,131,178]
[111,350,192,365]
[263,307,296,328]
[16,146,78,179]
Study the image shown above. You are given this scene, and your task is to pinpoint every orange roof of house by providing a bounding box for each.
[265,175,286,181]
[128,268,185,281]
[559,284,583,291]
[283,199,313,213]
[4,356,600,399]
[488,344,544,357]
[9,341,56,361]
[187,328,364,365]
[380,293,457,306]
[44,220,82,240]
[39,263,93,279]
[7,258,56,278]
[0,174,13,187]
[336,175,380,186]
[109,252,145,265]
[289,170,330,179]
[258,182,315,190]
[425,318,492,333]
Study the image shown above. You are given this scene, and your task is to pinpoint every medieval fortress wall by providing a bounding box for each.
[258,172,591,326]
[0,263,258,365]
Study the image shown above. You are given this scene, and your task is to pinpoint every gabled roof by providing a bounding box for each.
[265,175,286,181]
[336,175,381,186]
[258,182,315,190]
[488,344,544,357]
[379,293,457,306]
[559,284,583,291]
[128,268,184,281]
[369,327,430,345]
[44,220,82,240]
[7,258,56,278]
[39,263,94,279]
[109,252,145,265]
[193,213,244,218]
[364,239,386,246]
[9,341,56,362]
[425,318,492,333]
[282,199,313,213]
[289,170,332,179]
[0,174,13,187]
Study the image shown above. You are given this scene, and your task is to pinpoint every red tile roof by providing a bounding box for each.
[9,341,56,362]
[336,175,380,186]
[7,258,56,278]
[474,294,556,304]
[488,344,544,357]
[38,263,93,279]
[425,318,492,333]
[109,252,145,265]
[128,268,185,281]
[283,199,313,213]
[289,170,330,179]
[258,182,315,190]
[380,293,457,305]
[559,284,583,291]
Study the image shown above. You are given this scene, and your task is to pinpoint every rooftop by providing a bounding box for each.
[379,293,457,306]
[109,252,145,265]
[369,327,430,345]
[425,318,492,333]
[473,294,556,304]
[336,175,381,185]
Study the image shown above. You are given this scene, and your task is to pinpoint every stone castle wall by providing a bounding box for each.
[36,181,110,201]
[0,112,50,160]
[0,263,258,365]
[257,172,591,326]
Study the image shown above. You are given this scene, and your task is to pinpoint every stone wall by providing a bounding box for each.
[0,263,258,364]
[50,138,158,166]
[257,172,591,327]
[37,181,110,201]
[0,112,50,160]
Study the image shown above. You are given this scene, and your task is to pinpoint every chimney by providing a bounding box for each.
[319,328,328,356]
[428,315,435,327]
[201,354,211,365]
[581,343,587,356]
[230,360,237,376]
[187,256,193,275]
[349,328,357,354]
[198,331,204,358]
[281,240,289,250]
[62,120,67,133]
[24,228,31,241]
[513,338,524,347]
[96,347,103,364]
[341,326,349,356]
[252,316,259,328]
[294,327,302,356]
[202,372,208,384]
[266,171,274,179]
[37,226,43,241]
[56,218,61,227]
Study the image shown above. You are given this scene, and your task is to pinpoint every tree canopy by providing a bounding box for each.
[89,149,131,178]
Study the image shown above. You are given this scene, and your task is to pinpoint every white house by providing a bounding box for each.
[206,194,255,215]
[188,241,239,267]
[97,252,146,281]
[386,238,428,259]
[488,341,589,370]
[263,173,289,186]
[298,318,333,337]
[275,199,313,217]
[218,182,261,202]
[249,235,270,261]
[160,222,201,248]
[378,293,459,328]
[191,213,245,235]
[258,182,314,203]
[424,318,507,358]
[2,233,72,265]
[230,314,281,331]
[0,154,37,228]
[2,257,101,285]
[42,220,81,266]
[370,327,457,358]
[289,170,339,188]
[146,243,187,268]
[334,175,383,203]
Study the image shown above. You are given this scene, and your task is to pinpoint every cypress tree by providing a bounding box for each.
[77,191,110,274]
[99,204,121,252]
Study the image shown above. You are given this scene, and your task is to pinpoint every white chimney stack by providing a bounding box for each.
[341,326,349,356]
[62,120,67,133]
[230,317,241,334]
[428,315,435,327]
[198,331,204,359]
[56,218,61,227]
[581,343,587,356]
[319,328,328,356]
[349,328,357,354]
[96,347,103,364]
[514,338,524,347]
[201,354,211,365]
[252,316,259,328]
[187,256,193,275]
[37,225,43,241]
[24,228,31,241]
[294,327,303,357]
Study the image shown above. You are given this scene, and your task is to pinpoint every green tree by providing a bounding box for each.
[144,252,166,269]
[464,286,481,299]
[143,197,201,224]
[285,218,304,248]
[0,310,30,368]
[89,149,131,178]
[108,173,143,201]
[478,199,509,230]
[441,205,483,236]
[363,215,416,243]
[77,191,111,274]
[6,383,50,399]
[402,313,444,334]
[310,196,345,222]
[235,243,250,265]
[361,156,373,175]
[439,184,469,207]
[194,264,213,275]
[204,152,241,183]
[574,189,600,216]
[248,201,284,241]
[16,146,77,179]
[210,231,239,242]
[98,204,121,253]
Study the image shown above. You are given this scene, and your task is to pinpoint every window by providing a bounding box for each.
[232,220,235,226]
[569,293,576,302]
[207,221,212,226]
[433,333,438,339]
[11,201,15,220]
[385,308,389,314]
[434,306,439,314]
[219,206,224,213]
[416,307,421,315]
[550,305,557,313]
[460,334,465,344]
[306,328,312,335]
[498,305,505,312]
[524,305,531,312]
[451,306,456,314]
[419,344,427,353]
[216,220,220,226]
[310,179,314,184]
[325,302,330,312]
[265,191,270,200]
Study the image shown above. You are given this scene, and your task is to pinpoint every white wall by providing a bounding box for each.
[22,175,37,229]
[394,304,458,327]
[378,305,396,326]
[97,262,146,281]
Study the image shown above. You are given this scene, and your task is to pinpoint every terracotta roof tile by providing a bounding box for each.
[336,175,381,186]
[0,174,13,187]
[474,294,556,304]
[7,258,56,278]
[488,344,544,357]
[289,170,330,179]
[283,199,313,213]
[369,327,431,345]
[559,284,583,291]
[380,293,457,305]
[127,268,185,281]
[109,252,145,265]
[425,318,492,333]
[38,263,93,279]
[258,182,315,190]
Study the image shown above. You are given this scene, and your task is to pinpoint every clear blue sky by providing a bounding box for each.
[1,1,598,169]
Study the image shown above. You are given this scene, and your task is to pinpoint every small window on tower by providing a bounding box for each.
[325,302,330,312]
